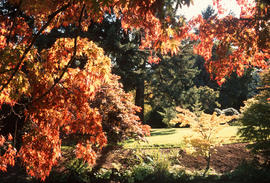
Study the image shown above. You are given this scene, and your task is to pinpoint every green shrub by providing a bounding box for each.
[128,163,154,182]
[46,158,91,183]
[123,149,184,183]
[157,107,178,128]
[64,158,92,182]
[146,106,170,128]
[150,150,171,179]
[179,86,220,115]
[94,168,113,180]
[238,69,270,160]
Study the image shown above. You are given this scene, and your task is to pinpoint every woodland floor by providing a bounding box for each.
[98,143,262,174]
[0,143,268,183]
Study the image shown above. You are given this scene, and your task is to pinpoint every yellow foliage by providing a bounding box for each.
[171,107,237,157]
[170,107,197,126]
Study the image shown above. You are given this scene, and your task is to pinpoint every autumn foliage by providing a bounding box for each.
[0,0,269,181]
[0,134,16,172]
[171,107,237,176]
[0,0,159,179]
[91,74,151,144]
[193,0,269,85]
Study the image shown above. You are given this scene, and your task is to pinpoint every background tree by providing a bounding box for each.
[218,70,259,110]
[145,42,220,127]
[145,42,198,127]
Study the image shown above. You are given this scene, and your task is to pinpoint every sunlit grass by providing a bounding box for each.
[124,126,241,148]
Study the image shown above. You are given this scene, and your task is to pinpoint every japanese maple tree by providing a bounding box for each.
[0,0,169,180]
[171,107,237,176]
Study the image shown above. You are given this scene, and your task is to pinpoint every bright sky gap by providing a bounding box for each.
[178,0,242,20]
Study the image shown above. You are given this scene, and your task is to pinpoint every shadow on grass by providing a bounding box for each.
[150,128,176,136]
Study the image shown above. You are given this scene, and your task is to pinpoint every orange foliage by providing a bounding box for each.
[1,1,156,178]
[17,37,110,180]
[0,134,16,172]
[0,0,268,180]
[193,0,269,85]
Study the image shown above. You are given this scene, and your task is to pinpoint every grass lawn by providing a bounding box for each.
[124,126,240,148]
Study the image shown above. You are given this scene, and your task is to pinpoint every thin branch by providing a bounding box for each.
[173,0,180,15]
[31,4,86,104]
[14,119,18,147]
[0,2,71,94]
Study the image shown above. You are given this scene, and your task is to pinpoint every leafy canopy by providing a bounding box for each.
[0,0,269,180]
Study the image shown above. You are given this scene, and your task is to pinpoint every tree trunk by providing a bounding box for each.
[203,152,211,177]
[135,57,146,123]
[135,78,145,122]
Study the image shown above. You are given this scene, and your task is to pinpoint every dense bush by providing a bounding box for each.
[145,106,170,128]
[91,74,150,144]
[238,69,270,160]
[223,161,270,183]
[157,107,178,128]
